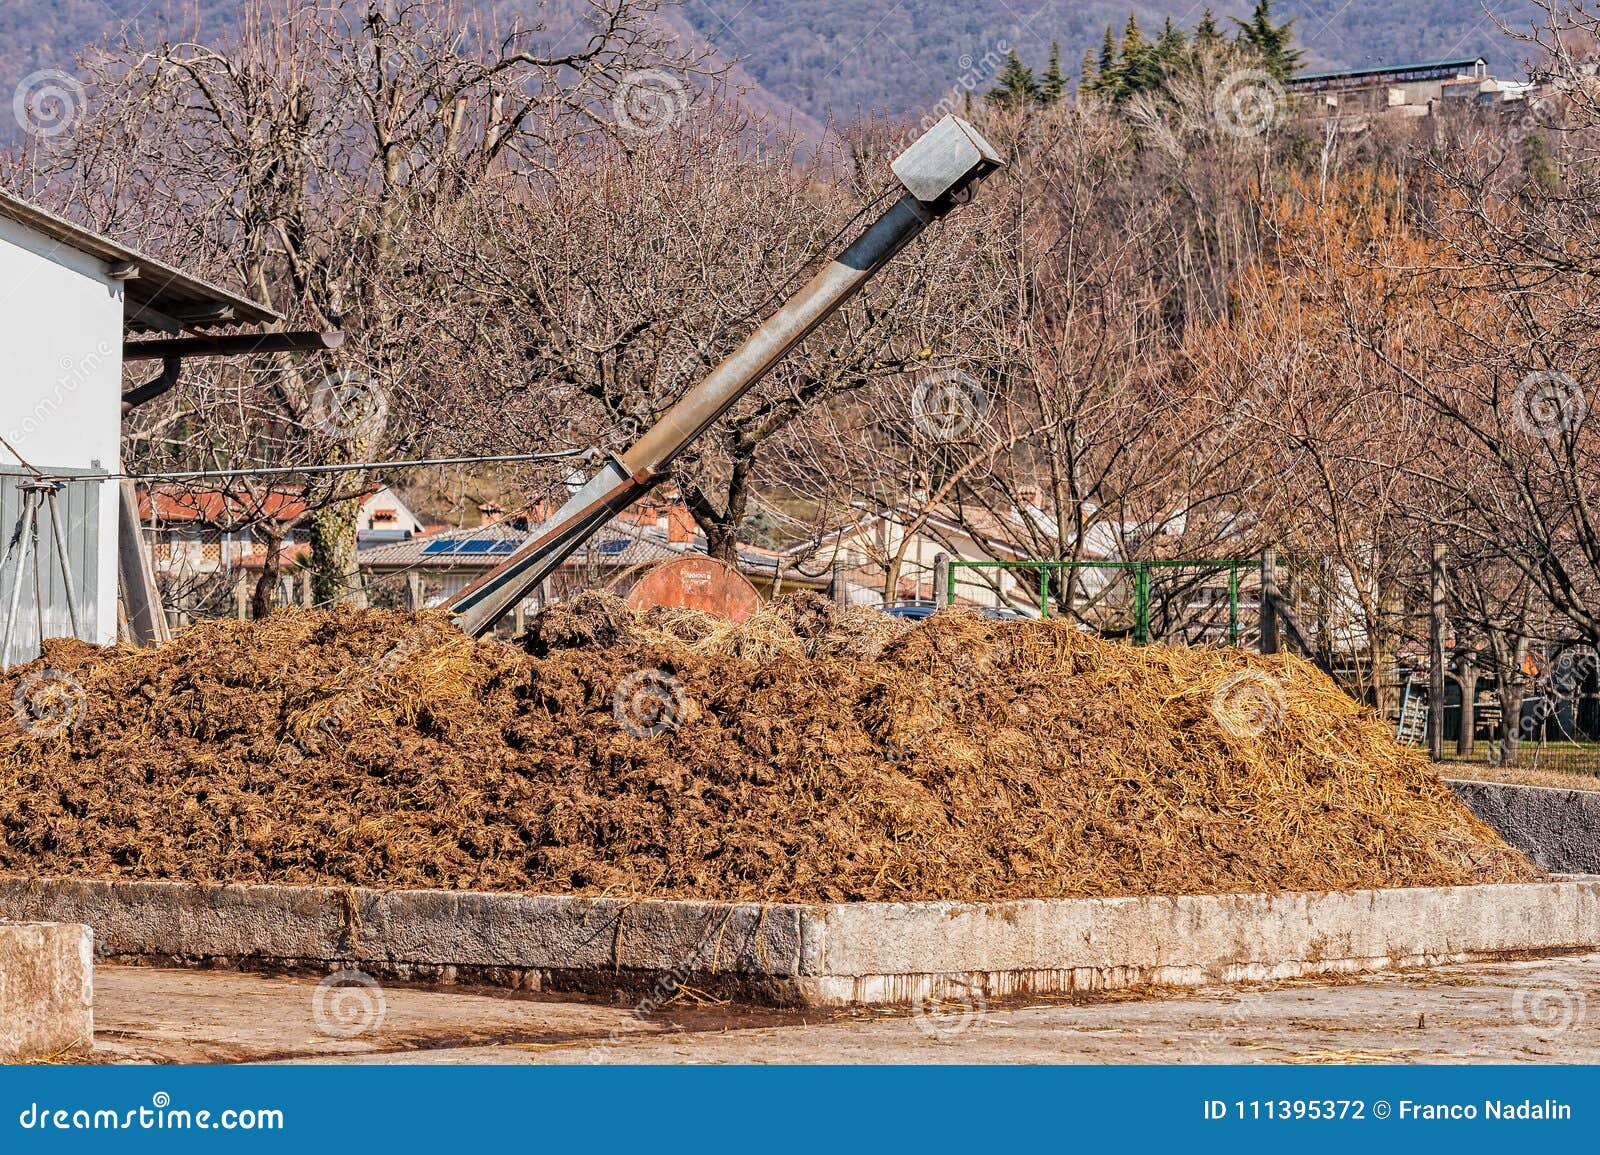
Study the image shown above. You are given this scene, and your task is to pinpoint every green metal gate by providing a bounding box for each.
[946,558,1253,646]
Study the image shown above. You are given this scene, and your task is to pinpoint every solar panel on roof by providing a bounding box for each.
[596,539,630,555]
[422,538,520,556]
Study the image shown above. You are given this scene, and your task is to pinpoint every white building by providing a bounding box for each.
[0,190,278,663]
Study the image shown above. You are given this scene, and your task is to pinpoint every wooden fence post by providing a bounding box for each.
[933,553,949,607]
[1456,649,1478,758]
[117,481,170,646]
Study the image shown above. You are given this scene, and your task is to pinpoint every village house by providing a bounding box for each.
[141,484,425,579]
[0,188,284,662]
[799,488,1132,614]
[1288,56,1540,128]
[355,496,829,622]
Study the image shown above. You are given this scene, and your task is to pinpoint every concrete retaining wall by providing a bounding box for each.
[1,876,1597,1008]
[1449,779,1600,875]
[0,922,93,1060]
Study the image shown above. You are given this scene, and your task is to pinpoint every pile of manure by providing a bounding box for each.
[0,592,1539,902]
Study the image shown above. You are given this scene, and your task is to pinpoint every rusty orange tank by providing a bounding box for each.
[625,556,764,622]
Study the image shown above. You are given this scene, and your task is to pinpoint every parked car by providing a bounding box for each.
[882,600,938,620]
[882,600,1027,621]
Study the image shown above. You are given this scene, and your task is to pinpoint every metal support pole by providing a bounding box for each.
[1259,549,1280,655]
[2,496,38,670]
[28,501,44,647]
[43,487,80,640]
[443,116,1003,638]
[1227,563,1240,647]
[1133,564,1150,645]
[1429,543,1447,764]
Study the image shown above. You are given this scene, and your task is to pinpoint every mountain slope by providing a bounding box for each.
[0,0,1541,137]
[678,0,1541,123]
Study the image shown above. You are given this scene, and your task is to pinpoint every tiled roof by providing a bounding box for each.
[140,488,311,525]
[357,518,824,585]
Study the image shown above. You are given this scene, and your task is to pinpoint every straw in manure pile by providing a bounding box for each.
[0,594,1539,902]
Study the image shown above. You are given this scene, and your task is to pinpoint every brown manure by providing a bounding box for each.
[0,596,1539,902]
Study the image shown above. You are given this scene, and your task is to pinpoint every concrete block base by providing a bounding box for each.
[1450,778,1600,875]
[0,876,1595,1008]
[0,922,93,1060]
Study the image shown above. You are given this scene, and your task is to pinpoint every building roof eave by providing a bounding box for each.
[0,188,279,333]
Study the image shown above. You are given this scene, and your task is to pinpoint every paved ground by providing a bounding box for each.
[84,954,1600,1064]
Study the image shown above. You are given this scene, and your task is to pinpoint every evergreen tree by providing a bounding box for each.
[1041,40,1066,104]
[1080,47,1099,93]
[1153,17,1187,74]
[987,49,1040,109]
[1234,0,1303,81]
[1086,24,1119,96]
[1194,7,1223,48]
[1118,13,1159,97]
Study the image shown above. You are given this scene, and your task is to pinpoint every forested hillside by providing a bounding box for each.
[1,0,1538,133]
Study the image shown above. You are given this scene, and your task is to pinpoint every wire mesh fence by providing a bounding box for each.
[948,552,1600,783]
